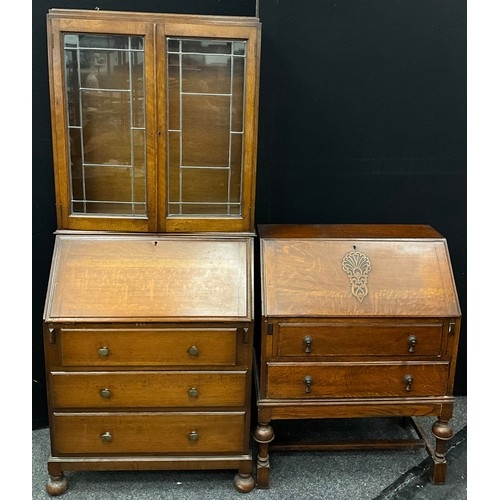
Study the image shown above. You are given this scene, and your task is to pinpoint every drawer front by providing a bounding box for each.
[51,371,247,408]
[59,328,238,367]
[266,362,449,398]
[277,323,443,358]
[52,412,246,455]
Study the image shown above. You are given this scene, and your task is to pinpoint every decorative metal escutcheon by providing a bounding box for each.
[188,431,199,442]
[342,250,372,302]
[403,374,414,392]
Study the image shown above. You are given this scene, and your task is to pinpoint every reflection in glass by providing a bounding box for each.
[166,38,247,217]
[64,34,146,216]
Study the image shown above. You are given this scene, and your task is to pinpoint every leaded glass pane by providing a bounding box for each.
[64,33,146,217]
[166,38,247,217]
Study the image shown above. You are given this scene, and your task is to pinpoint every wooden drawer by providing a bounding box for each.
[266,361,449,398]
[50,371,247,408]
[59,328,238,367]
[276,322,444,358]
[51,412,246,455]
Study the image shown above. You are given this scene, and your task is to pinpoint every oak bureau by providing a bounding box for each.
[43,8,261,495]
[254,224,461,489]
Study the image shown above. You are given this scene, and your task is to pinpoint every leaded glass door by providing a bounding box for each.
[48,17,157,231]
[157,21,260,233]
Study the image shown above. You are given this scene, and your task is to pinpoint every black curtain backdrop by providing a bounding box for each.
[32,0,466,428]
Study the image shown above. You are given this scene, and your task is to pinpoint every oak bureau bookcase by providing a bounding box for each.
[254,224,461,489]
[43,8,261,495]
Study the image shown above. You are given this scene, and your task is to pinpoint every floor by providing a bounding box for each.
[32,396,466,499]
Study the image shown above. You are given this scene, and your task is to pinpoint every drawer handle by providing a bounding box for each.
[187,345,200,357]
[303,335,313,354]
[100,432,112,443]
[100,388,112,399]
[188,387,199,398]
[404,374,414,392]
[304,375,314,393]
[188,431,199,442]
[407,335,417,353]
[98,346,109,357]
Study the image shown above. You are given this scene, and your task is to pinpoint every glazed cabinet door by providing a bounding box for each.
[156,21,260,232]
[47,11,261,233]
[47,16,157,232]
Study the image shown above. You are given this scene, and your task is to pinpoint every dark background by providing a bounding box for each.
[32,0,467,429]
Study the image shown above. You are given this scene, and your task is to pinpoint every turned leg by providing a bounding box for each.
[254,423,274,489]
[46,473,68,496]
[233,459,255,493]
[234,472,255,493]
[430,417,453,484]
[46,463,68,496]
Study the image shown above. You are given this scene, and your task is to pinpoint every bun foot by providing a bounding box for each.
[234,472,255,493]
[46,474,68,496]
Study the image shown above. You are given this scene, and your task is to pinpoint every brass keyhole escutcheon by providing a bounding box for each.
[188,431,199,442]
[304,375,314,393]
[100,388,112,399]
[100,432,112,442]
[404,374,414,392]
[303,335,313,354]
[98,346,109,357]
[187,345,200,357]
[188,387,199,398]
[407,335,417,353]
